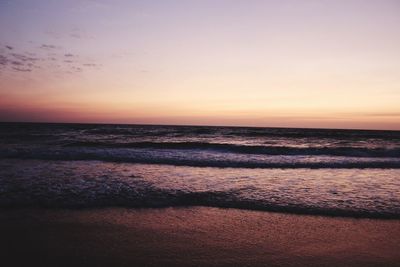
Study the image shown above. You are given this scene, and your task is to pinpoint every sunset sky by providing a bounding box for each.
[0,0,399,130]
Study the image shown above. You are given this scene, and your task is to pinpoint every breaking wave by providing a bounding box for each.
[1,147,400,168]
[65,141,400,158]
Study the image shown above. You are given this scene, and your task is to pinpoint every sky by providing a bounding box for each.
[0,0,399,130]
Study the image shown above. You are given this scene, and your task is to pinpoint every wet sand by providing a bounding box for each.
[1,207,400,267]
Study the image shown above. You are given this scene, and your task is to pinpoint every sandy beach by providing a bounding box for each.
[1,207,399,267]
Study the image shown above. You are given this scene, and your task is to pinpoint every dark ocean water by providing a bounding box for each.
[1,122,400,218]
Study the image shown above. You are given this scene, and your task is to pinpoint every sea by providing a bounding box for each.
[0,122,399,218]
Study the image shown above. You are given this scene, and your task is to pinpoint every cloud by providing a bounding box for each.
[0,50,41,73]
[69,31,95,40]
[12,67,32,72]
[69,29,95,40]
[339,112,400,118]
[10,53,39,62]
[70,33,82,39]
[1,41,101,75]
[11,61,23,66]
[0,55,8,66]
[72,66,82,72]
[0,50,38,72]
[366,112,400,117]
[40,44,60,50]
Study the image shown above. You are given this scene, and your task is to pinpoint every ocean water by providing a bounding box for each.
[0,122,399,218]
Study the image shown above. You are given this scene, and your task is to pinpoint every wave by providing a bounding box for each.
[64,141,400,158]
[2,122,400,139]
[224,129,400,139]
[1,147,400,168]
[1,158,399,219]
[1,185,399,219]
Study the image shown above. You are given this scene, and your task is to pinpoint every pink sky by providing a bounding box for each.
[0,0,399,130]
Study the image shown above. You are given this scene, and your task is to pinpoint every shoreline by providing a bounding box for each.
[1,205,400,220]
[1,207,400,267]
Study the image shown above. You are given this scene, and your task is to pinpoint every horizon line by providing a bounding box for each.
[1,120,399,132]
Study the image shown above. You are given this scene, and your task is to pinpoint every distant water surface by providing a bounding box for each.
[0,123,399,218]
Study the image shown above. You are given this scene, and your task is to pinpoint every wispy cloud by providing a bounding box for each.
[337,112,400,118]
[0,55,8,66]
[0,42,101,75]
[69,29,95,40]
[0,50,40,72]
[40,44,60,50]
[82,63,97,67]
[365,112,400,117]
[12,67,31,72]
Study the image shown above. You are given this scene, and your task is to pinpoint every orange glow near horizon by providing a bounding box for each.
[1,0,400,130]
